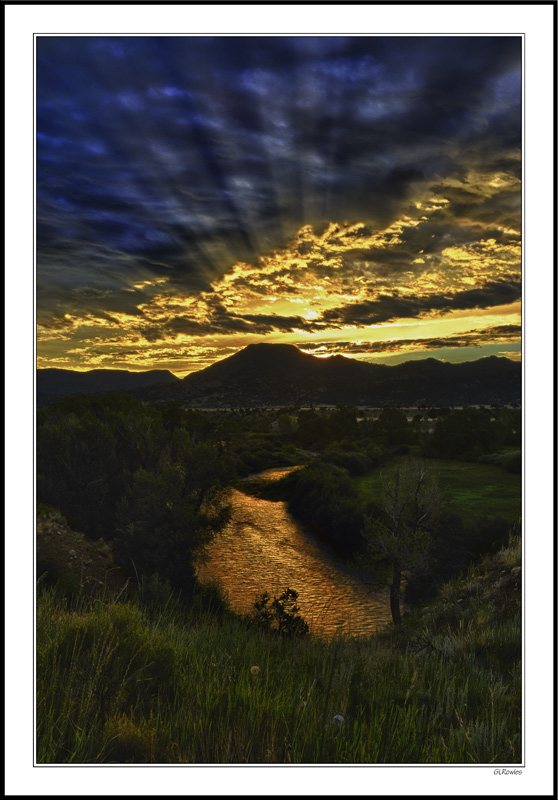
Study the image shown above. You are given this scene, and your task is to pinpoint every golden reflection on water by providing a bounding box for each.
[196,467,391,639]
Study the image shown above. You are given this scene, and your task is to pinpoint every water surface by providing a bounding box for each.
[197,467,391,638]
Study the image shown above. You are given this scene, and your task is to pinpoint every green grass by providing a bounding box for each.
[355,455,521,525]
[36,535,522,765]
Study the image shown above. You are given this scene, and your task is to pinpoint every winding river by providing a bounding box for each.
[196,467,391,638]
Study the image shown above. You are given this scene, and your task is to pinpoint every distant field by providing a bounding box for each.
[355,455,522,525]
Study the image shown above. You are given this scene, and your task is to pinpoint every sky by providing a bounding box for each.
[36,35,522,376]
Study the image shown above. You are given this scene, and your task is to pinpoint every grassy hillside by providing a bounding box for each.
[354,455,521,525]
[36,530,521,764]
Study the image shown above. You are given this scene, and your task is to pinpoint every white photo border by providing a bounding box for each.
[5,2,555,796]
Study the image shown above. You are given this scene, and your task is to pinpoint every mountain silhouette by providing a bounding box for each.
[36,345,521,407]
[36,367,179,405]
[131,343,522,407]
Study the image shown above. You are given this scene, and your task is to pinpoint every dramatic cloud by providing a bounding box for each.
[320,279,521,327]
[36,36,522,374]
[294,325,522,356]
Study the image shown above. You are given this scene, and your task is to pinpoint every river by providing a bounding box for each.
[196,466,391,638]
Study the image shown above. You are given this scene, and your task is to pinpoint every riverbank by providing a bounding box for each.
[36,531,521,764]
[196,478,391,638]
[241,456,521,609]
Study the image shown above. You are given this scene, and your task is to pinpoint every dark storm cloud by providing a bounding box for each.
[129,277,521,346]
[295,324,521,355]
[321,279,521,327]
[137,307,313,342]
[36,35,522,323]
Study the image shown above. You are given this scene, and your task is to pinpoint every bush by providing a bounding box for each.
[405,514,516,606]
[249,588,309,638]
[113,464,231,595]
[282,462,366,556]
[36,411,121,539]
[36,557,81,601]
[320,446,372,476]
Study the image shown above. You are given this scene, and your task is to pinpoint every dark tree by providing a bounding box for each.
[357,460,442,624]
[375,406,412,446]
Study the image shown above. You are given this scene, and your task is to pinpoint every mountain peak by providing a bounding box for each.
[39,344,521,408]
[190,341,315,383]
[238,342,306,359]
[244,342,300,352]
[172,343,521,407]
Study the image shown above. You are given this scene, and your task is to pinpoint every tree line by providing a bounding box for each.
[37,395,235,596]
[37,395,520,621]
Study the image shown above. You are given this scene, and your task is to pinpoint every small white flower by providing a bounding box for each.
[332,714,345,726]
[250,665,260,676]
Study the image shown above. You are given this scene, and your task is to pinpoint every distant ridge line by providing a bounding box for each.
[36,345,521,407]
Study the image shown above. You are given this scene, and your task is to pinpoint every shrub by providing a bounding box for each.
[36,557,81,601]
[249,588,309,638]
[283,462,366,556]
[405,514,516,606]
[113,464,231,595]
[320,446,372,476]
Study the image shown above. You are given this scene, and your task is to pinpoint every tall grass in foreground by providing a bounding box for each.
[36,540,521,764]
